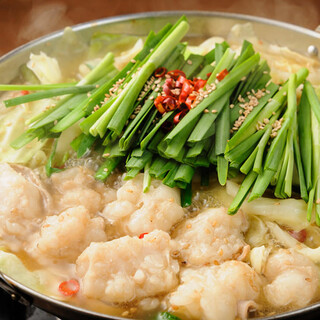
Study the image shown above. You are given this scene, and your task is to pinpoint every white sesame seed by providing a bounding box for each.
[266,80,272,87]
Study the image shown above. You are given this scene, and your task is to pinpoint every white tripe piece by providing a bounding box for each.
[50,166,117,215]
[173,207,249,266]
[76,230,180,304]
[102,174,184,236]
[0,163,48,251]
[29,206,107,263]
[168,261,261,320]
[264,248,319,308]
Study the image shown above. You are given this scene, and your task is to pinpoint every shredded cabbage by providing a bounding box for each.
[226,181,311,230]
[0,97,51,165]
[187,36,225,56]
[249,245,270,274]
[245,216,269,247]
[0,250,42,291]
[228,23,320,85]
[114,39,144,70]
[27,52,62,84]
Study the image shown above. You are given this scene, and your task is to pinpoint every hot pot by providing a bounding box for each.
[0,11,320,320]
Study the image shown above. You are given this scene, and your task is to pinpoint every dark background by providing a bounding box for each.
[0,0,319,56]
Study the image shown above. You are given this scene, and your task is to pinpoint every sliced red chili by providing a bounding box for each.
[167,69,186,80]
[173,110,187,124]
[154,96,166,114]
[206,72,212,79]
[20,90,30,96]
[154,67,167,78]
[216,68,229,81]
[194,79,207,92]
[179,80,194,104]
[185,94,196,109]
[175,75,187,88]
[139,232,149,239]
[163,96,177,111]
[162,84,172,96]
[288,229,307,243]
[163,78,175,96]
[58,279,80,296]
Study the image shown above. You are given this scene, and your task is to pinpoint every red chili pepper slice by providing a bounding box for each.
[154,96,166,114]
[20,90,30,96]
[194,79,207,92]
[154,67,167,78]
[163,78,175,96]
[185,94,196,109]
[167,69,186,80]
[58,279,80,296]
[139,232,149,239]
[163,96,177,111]
[163,84,173,96]
[173,110,187,124]
[206,72,212,79]
[288,229,307,243]
[175,75,187,88]
[216,69,229,81]
[179,80,194,104]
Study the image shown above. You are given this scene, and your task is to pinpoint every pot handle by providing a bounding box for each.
[0,272,32,307]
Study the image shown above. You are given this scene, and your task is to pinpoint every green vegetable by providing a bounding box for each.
[156,311,182,320]
[4,85,96,107]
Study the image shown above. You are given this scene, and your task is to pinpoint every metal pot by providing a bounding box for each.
[0,11,320,320]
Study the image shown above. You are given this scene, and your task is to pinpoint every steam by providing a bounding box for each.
[18,1,73,42]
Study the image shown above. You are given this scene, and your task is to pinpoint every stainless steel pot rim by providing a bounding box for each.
[1,10,320,64]
[0,10,320,320]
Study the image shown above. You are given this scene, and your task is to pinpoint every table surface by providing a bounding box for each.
[0,0,319,56]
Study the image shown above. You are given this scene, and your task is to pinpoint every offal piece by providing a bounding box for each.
[0,163,49,249]
[264,248,319,309]
[102,174,184,236]
[168,261,261,320]
[76,230,180,304]
[173,207,249,266]
[30,206,107,263]
[51,167,116,215]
